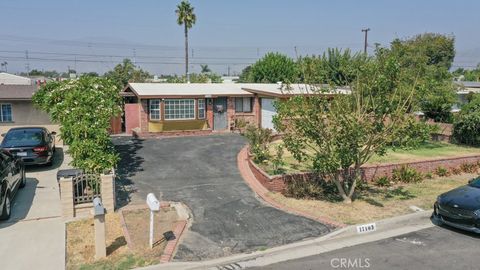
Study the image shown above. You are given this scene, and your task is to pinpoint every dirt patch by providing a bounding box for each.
[121,207,179,253]
[266,173,476,225]
[66,207,180,270]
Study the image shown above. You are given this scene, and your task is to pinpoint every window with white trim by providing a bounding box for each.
[149,99,161,120]
[0,104,12,122]
[164,99,195,120]
[235,97,252,113]
[198,99,205,119]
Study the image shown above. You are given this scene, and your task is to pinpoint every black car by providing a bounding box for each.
[0,150,26,220]
[432,177,480,233]
[0,127,56,166]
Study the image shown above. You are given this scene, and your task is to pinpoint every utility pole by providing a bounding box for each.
[25,50,30,76]
[133,48,137,65]
[227,65,231,76]
[361,28,370,54]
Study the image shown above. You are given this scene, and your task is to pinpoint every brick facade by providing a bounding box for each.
[139,99,149,133]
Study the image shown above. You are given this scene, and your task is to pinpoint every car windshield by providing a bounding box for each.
[468,177,480,188]
[2,130,44,147]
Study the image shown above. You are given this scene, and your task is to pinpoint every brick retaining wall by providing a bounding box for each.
[248,153,480,194]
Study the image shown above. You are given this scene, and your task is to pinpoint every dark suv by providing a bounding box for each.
[1,127,56,166]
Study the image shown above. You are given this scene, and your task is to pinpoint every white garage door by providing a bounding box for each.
[261,98,277,130]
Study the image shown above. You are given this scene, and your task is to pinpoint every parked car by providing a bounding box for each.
[0,127,56,166]
[432,177,480,233]
[0,150,26,220]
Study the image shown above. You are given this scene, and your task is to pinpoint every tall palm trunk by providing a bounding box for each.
[185,23,189,83]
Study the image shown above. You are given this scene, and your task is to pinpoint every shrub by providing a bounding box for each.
[450,167,462,175]
[32,76,122,173]
[285,176,339,201]
[452,96,480,146]
[435,166,450,177]
[375,176,392,187]
[392,165,423,183]
[389,118,439,149]
[424,172,433,179]
[271,144,286,175]
[460,163,478,173]
[244,125,273,163]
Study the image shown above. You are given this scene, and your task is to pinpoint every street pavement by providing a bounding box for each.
[247,225,480,270]
[0,148,68,270]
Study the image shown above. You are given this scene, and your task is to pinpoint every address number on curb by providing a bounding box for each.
[356,222,377,234]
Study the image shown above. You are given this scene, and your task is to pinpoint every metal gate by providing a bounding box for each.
[73,174,101,204]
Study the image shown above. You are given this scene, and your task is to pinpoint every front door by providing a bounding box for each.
[213,97,228,130]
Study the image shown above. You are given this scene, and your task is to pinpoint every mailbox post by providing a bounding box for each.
[92,197,106,259]
[146,193,160,249]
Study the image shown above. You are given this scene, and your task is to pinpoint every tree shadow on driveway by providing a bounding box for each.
[113,137,144,208]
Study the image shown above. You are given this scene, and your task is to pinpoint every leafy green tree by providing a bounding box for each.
[274,53,418,203]
[166,72,222,83]
[32,76,122,173]
[390,33,455,69]
[176,0,196,82]
[297,48,367,85]
[104,58,151,88]
[453,64,480,81]
[242,52,298,83]
[381,33,457,122]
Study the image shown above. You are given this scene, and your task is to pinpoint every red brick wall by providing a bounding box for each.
[124,103,140,135]
[139,99,148,132]
[206,99,214,129]
[247,154,480,194]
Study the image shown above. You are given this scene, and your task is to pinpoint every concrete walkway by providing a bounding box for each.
[0,147,68,270]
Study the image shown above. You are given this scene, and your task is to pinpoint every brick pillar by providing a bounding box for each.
[59,177,74,218]
[227,97,235,131]
[206,99,214,129]
[139,99,149,133]
[253,94,261,127]
[100,173,115,213]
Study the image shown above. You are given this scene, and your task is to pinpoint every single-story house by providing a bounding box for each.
[0,72,32,85]
[454,81,480,108]
[121,83,349,135]
[0,84,59,136]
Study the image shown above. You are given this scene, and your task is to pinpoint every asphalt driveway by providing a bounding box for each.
[113,134,331,261]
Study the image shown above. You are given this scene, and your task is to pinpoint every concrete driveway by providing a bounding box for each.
[0,148,66,270]
[113,134,331,261]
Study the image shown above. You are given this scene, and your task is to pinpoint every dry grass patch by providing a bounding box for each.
[66,207,180,270]
[267,173,477,225]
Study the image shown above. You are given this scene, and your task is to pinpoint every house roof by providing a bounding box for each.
[122,83,350,98]
[0,73,32,85]
[124,83,254,98]
[0,85,38,100]
[455,81,480,88]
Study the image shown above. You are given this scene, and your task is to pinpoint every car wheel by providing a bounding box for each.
[19,168,26,188]
[0,192,11,220]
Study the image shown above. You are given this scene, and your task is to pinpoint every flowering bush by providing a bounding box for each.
[33,76,122,173]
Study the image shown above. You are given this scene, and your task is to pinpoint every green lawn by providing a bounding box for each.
[262,141,480,175]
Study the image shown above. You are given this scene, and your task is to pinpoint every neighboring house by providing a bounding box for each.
[455,81,480,108]
[121,83,348,134]
[0,73,32,85]
[0,84,58,136]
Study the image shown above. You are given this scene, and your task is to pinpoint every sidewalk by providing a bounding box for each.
[0,147,70,270]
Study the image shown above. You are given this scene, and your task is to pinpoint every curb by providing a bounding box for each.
[236,145,346,228]
[139,208,434,270]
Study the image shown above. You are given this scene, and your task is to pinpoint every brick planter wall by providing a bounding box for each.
[247,153,480,194]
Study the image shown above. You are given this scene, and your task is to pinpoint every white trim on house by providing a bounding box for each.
[164,98,196,121]
[0,103,13,122]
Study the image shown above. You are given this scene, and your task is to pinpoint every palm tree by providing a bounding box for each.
[200,64,211,73]
[176,1,196,83]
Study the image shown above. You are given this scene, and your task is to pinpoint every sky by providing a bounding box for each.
[1,0,479,76]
